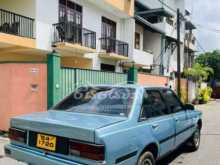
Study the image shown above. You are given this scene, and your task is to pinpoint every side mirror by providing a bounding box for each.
[184,103,195,110]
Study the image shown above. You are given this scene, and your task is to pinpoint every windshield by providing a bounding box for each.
[54,87,136,117]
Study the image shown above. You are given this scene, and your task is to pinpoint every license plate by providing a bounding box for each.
[36,134,57,151]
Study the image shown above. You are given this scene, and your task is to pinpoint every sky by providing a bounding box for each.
[186,0,220,53]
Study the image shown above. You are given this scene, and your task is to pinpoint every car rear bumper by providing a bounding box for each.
[4,144,83,165]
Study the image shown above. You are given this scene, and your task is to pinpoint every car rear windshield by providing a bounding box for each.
[54,87,136,117]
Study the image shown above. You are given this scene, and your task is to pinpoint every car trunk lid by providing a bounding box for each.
[11,110,126,142]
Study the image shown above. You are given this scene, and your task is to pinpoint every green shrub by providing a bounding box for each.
[198,87,213,103]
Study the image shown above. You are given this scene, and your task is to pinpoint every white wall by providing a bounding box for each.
[120,18,135,58]
[35,0,59,51]
[0,0,36,18]
[188,81,196,103]
[133,49,154,67]
[81,1,120,49]
[0,0,36,37]
[34,0,132,71]
[133,23,161,68]
[143,31,162,57]
[89,53,122,72]
[72,0,132,71]
[164,43,185,76]
[136,0,162,9]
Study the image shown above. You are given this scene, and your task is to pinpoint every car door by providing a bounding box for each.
[140,89,175,157]
[161,89,192,148]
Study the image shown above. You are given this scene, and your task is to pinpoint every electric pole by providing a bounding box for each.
[177,8,181,97]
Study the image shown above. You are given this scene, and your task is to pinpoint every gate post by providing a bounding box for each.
[47,51,61,109]
[127,66,138,84]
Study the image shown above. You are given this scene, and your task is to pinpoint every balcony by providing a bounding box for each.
[52,22,96,56]
[153,22,184,42]
[133,49,154,68]
[99,37,129,60]
[0,8,36,51]
[185,34,196,51]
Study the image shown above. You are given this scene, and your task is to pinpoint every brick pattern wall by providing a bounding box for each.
[138,73,169,86]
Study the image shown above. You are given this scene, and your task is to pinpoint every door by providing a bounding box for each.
[101,17,116,52]
[140,90,175,156]
[59,0,83,42]
[161,89,192,147]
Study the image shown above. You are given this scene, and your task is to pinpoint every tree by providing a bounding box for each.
[195,50,220,81]
[184,63,214,104]
[183,63,213,84]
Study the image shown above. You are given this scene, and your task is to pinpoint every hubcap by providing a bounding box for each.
[142,158,152,165]
[194,129,200,147]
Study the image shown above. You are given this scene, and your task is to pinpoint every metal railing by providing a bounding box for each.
[53,22,96,49]
[0,9,34,38]
[100,37,129,57]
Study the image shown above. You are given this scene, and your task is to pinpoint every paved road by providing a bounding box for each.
[0,138,25,165]
[0,100,220,165]
[158,99,220,165]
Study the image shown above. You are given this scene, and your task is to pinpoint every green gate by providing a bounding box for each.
[60,68,128,99]
[47,52,136,108]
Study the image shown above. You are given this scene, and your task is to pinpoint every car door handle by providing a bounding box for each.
[151,124,159,130]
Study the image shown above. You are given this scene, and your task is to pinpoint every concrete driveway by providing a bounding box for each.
[1,100,220,165]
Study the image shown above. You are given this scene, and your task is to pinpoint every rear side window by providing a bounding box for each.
[162,90,183,113]
[140,90,169,120]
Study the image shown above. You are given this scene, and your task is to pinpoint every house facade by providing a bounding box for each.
[184,9,196,68]
[0,0,134,72]
[134,0,189,77]
[0,0,196,74]
[0,0,198,130]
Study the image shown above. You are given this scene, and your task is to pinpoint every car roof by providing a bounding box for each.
[83,84,170,90]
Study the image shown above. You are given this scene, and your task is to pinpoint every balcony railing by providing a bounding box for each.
[100,37,129,57]
[0,9,34,38]
[53,22,96,49]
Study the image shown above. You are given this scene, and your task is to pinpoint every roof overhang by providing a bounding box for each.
[0,32,47,59]
[99,52,129,61]
[135,15,165,34]
[136,8,174,18]
[166,36,184,44]
[53,42,96,57]
[185,21,196,30]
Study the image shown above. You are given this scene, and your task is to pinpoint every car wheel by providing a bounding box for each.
[188,127,201,151]
[137,151,155,165]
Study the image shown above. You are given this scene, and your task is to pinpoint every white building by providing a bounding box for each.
[134,0,188,76]
[184,9,197,68]
[0,0,134,73]
[0,0,196,75]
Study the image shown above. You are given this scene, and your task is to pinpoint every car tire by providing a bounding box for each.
[137,151,155,165]
[188,127,201,151]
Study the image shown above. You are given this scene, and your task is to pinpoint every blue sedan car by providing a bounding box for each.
[5,85,202,165]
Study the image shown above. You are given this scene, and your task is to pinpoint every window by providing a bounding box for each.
[59,0,82,25]
[162,90,183,113]
[101,64,115,72]
[54,87,135,117]
[101,17,116,38]
[140,90,169,120]
[135,32,141,49]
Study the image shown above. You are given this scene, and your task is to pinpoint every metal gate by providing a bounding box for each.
[60,68,128,99]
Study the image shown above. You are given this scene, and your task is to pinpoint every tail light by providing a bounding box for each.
[69,140,105,161]
[8,128,27,144]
